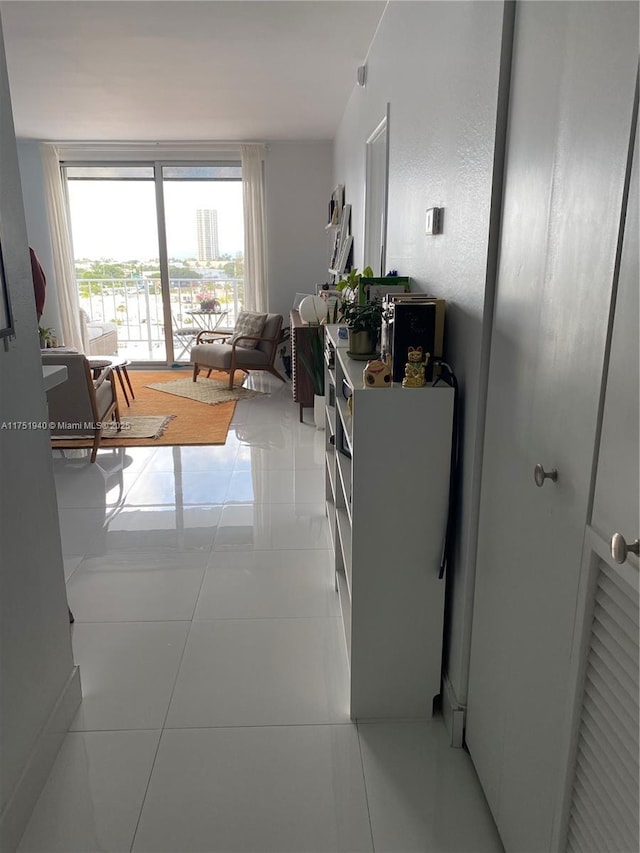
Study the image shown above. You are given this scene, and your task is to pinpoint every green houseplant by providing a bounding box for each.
[38,326,56,348]
[335,265,374,307]
[340,297,384,357]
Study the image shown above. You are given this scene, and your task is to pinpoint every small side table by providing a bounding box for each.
[87,356,135,407]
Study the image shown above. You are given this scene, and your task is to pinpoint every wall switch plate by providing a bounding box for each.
[425,207,443,235]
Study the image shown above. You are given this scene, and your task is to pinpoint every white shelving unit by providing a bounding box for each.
[323,325,454,720]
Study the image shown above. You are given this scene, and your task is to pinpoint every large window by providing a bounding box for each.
[65,162,244,363]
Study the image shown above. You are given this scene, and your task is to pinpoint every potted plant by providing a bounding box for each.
[39,325,56,348]
[298,326,326,429]
[340,297,384,357]
[335,265,374,307]
[197,293,221,312]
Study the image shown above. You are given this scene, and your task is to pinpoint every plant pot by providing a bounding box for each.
[314,394,325,430]
[348,329,377,356]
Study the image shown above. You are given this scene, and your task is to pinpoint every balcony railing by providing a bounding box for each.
[78,277,244,361]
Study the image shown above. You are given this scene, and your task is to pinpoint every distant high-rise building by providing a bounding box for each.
[196,209,219,261]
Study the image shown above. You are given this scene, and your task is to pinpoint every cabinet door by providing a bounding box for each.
[466,4,638,851]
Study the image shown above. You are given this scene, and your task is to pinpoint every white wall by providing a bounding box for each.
[265,140,333,318]
[0,20,79,851]
[334,0,505,706]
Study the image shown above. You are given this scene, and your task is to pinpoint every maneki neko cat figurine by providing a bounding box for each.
[363,354,392,388]
[402,346,429,388]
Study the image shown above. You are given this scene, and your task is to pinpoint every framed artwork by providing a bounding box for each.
[336,235,353,275]
[328,185,345,226]
[338,204,351,249]
[329,230,342,270]
[0,240,14,340]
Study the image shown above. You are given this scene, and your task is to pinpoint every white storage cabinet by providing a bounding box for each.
[323,325,454,720]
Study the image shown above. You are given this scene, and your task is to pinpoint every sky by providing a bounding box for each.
[67,179,244,261]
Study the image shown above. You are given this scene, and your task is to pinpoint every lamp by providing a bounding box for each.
[299,295,327,325]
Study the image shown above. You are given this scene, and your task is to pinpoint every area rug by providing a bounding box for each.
[100,415,174,439]
[49,370,241,450]
[146,376,265,406]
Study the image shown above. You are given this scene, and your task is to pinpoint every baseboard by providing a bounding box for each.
[442,671,466,748]
[0,666,81,852]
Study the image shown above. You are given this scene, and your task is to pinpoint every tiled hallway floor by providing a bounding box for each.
[19,374,503,853]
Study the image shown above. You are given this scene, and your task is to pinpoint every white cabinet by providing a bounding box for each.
[323,325,454,720]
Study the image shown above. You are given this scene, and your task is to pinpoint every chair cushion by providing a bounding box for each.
[95,379,115,419]
[228,311,267,348]
[191,343,270,370]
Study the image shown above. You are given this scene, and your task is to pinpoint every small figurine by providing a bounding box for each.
[402,346,429,388]
[363,354,392,388]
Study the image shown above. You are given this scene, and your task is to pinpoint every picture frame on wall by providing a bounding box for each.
[329,229,342,270]
[328,185,345,226]
[329,204,352,274]
[336,235,353,275]
[0,240,14,340]
[338,204,351,246]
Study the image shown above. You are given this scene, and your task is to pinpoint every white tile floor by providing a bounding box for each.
[19,374,504,853]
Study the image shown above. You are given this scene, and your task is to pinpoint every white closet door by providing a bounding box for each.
[565,547,639,853]
[560,114,639,853]
[465,3,638,851]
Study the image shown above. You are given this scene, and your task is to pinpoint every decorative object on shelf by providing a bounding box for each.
[315,284,342,324]
[327,185,345,227]
[335,234,353,275]
[401,346,429,388]
[342,295,384,358]
[298,295,328,325]
[360,275,410,304]
[329,201,353,275]
[363,354,392,388]
[340,377,354,415]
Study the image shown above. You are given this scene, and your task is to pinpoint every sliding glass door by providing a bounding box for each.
[64,161,244,364]
[162,165,244,362]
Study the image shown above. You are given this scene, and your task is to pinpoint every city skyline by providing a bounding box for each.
[67,179,244,261]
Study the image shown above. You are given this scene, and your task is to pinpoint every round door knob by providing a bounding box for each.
[610,533,640,564]
[534,464,558,487]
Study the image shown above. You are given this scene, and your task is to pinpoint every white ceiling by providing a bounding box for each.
[1,1,386,141]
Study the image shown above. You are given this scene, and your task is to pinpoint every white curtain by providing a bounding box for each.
[241,144,268,312]
[41,144,84,352]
